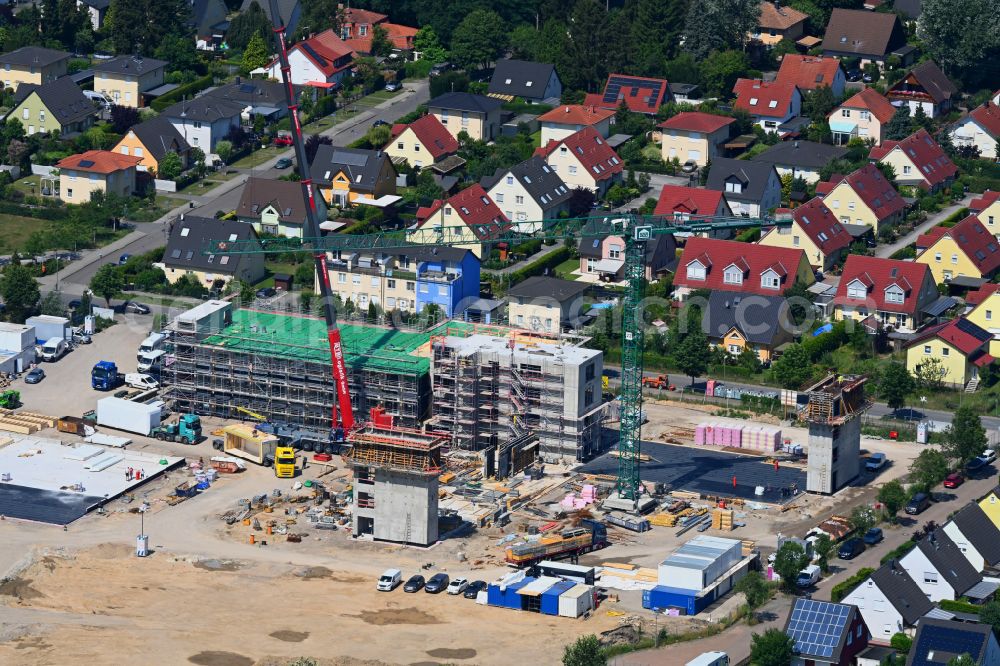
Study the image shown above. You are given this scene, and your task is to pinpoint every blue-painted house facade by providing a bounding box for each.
[414,247,480,317]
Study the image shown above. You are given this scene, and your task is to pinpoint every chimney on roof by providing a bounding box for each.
[565,106,570,113]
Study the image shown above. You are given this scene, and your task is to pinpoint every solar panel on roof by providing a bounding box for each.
[786,599,851,660]
[913,624,987,666]
[332,150,368,167]
[956,318,987,338]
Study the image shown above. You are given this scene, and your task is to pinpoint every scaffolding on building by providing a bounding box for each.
[345,421,447,476]
[804,374,871,425]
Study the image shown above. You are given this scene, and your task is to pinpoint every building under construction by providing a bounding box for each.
[431,333,605,463]
[804,374,871,494]
[348,410,446,545]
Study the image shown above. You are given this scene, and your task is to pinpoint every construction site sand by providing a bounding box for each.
[0,544,618,666]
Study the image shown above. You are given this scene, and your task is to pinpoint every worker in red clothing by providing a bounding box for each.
[732,475,737,489]
[774,460,780,472]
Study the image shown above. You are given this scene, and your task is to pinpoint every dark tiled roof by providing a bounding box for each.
[162,216,259,274]
[0,46,70,68]
[507,276,588,302]
[889,60,957,105]
[916,529,982,596]
[822,8,907,58]
[705,158,780,203]
[951,503,1000,566]
[752,140,847,169]
[488,59,558,99]
[160,97,245,123]
[428,92,502,114]
[480,156,572,209]
[13,77,95,127]
[309,146,393,193]
[202,79,301,107]
[128,116,190,161]
[907,618,993,666]
[704,291,789,345]
[91,55,167,75]
[869,560,934,625]
[236,177,313,225]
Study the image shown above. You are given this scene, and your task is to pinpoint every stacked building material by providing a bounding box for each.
[711,508,734,531]
[695,422,781,451]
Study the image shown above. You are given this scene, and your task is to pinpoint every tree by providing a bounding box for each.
[849,504,877,535]
[948,655,976,666]
[812,534,834,573]
[890,632,913,654]
[566,187,596,217]
[773,343,812,389]
[109,104,140,135]
[750,628,795,666]
[153,35,200,74]
[0,264,40,324]
[735,570,769,609]
[449,9,507,72]
[304,134,332,164]
[564,0,607,90]
[39,291,65,317]
[979,599,1000,639]
[700,50,751,97]
[369,24,393,57]
[508,24,539,60]
[297,0,343,41]
[89,263,124,307]
[683,0,761,60]
[241,33,269,75]
[944,405,987,466]
[913,357,947,391]
[157,151,183,181]
[884,106,914,141]
[675,325,711,386]
[562,634,605,666]
[917,0,1000,77]
[880,362,914,412]
[909,448,950,491]
[413,26,447,63]
[215,140,234,164]
[802,85,838,122]
[878,480,907,522]
[226,0,271,50]
[773,541,809,591]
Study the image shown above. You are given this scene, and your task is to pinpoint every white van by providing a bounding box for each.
[377,569,402,591]
[125,373,159,390]
[137,349,167,373]
[40,337,68,362]
[686,652,729,666]
[796,564,822,588]
[137,332,167,362]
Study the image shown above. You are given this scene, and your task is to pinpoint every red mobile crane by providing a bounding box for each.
[267,0,354,433]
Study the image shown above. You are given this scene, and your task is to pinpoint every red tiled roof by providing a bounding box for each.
[869,128,957,189]
[416,184,510,241]
[657,111,735,134]
[287,29,354,78]
[969,102,1000,139]
[776,55,842,91]
[732,78,798,118]
[966,283,1000,306]
[836,86,896,123]
[788,196,853,255]
[815,173,846,195]
[825,163,906,222]
[582,73,670,115]
[533,127,624,183]
[909,317,993,356]
[56,149,141,174]
[915,224,948,250]
[342,7,387,25]
[758,0,808,30]
[919,214,1000,276]
[836,255,932,316]
[394,114,459,161]
[345,22,418,53]
[673,237,809,296]
[971,191,1000,213]
[538,105,616,126]
[653,185,728,218]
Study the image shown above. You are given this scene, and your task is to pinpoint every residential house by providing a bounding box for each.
[239,0,301,39]
[821,9,908,67]
[235,176,326,239]
[653,184,733,240]
[818,163,907,235]
[92,55,166,108]
[409,184,509,258]
[907,619,1000,666]
[915,214,1000,285]
[941,503,1000,572]
[732,78,802,132]
[5,77,95,136]
[751,140,847,184]
[0,46,70,91]
[538,105,615,145]
[160,98,244,152]
[833,255,938,332]
[841,561,934,643]
[828,87,897,145]
[899,529,982,602]
[488,59,562,104]
[978,486,1000,532]
[309,146,396,208]
[703,291,795,363]
[77,0,110,30]
[481,156,572,233]
[582,74,670,115]
[776,55,847,98]
[886,60,957,119]
[758,197,852,271]
[427,92,503,142]
[160,216,265,287]
[533,127,625,197]
[506,276,589,333]
[705,158,783,217]
[190,0,230,51]
[264,29,354,87]
[201,78,304,122]
[578,229,676,283]
[783,598,869,666]
[971,191,1000,231]
[385,114,459,169]
[113,115,191,174]
[672,237,814,300]
[657,112,735,167]
[951,101,1000,161]
[869,129,958,192]
[56,150,142,204]
[339,6,417,54]
[324,246,480,317]
[905,318,995,389]
[753,1,809,46]
[966,285,1000,356]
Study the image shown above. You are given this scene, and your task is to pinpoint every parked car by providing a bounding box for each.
[967,457,988,473]
[424,573,449,593]
[838,537,865,560]
[906,492,931,515]
[372,119,388,127]
[681,160,698,173]
[796,564,821,588]
[863,527,884,545]
[377,568,402,591]
[24,367,45,384]
[73,331,92,345]
[446,578,469,595]
[463,580,487,599]
[385,82,401,92]
[429,62,452,76]
[944,472,964,489]
[256,287,276,299]
[124,301,150,314]
[865,453,887,472]
[982,449,998,464]
[403,575,425,593]
[846,68,862,82]
[274,157,293,169]
[68,299,82,311]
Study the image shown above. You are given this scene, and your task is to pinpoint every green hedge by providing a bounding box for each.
[939,599,981,614]
[879,539,918,564]
[151,75,214,112]
[831,567,875,602]
[0,201,69,221]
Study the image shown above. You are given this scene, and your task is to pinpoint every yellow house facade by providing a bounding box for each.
[758,221,825,268]
[410,209,484,258]
[427,92,502,142]
[55,150,141,204]
[965,293,1000,357]
[384,115,459,169]
[93,55,167,108]
[408,184,507,259]
[820,170,906,236]
[915,216,1000,285]
[905,337,973,387]
[905,318,994,389]
[0,46,69,91]
[979,489,1000,531]
[657,112,735,168]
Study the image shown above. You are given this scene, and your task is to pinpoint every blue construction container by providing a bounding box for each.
[487,577,533,609]
[642,585,700,615]
[540,580,576,615]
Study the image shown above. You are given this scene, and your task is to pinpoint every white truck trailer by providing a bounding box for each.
[95,397,162,436]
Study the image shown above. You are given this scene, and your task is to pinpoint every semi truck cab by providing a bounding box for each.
[274,446,297,478]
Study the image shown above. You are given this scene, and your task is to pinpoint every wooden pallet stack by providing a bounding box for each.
[0,409,56,434]
[711,508,734,531]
